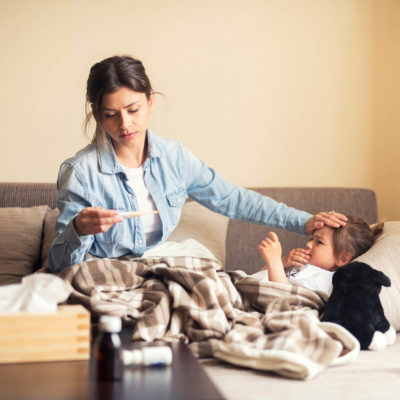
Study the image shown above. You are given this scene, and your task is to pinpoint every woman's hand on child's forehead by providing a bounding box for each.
[305,211,347,234]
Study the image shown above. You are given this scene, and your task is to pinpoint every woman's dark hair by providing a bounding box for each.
[333,215,384,260]
[85,55,153,146]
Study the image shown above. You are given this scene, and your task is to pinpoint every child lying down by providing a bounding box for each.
[253,215,383,295]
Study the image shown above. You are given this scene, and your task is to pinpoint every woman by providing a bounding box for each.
[48,55,346,273]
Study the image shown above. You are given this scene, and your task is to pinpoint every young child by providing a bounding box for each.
[257,216,384,294]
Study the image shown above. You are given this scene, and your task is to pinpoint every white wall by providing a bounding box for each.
[0,0,399,219]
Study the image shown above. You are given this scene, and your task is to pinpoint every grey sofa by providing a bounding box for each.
[0,183,377,276]
[0,183,399,399]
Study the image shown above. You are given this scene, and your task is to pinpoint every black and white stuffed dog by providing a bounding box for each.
[321,261,396,350]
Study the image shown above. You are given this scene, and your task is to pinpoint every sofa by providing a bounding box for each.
[1,183,399,399]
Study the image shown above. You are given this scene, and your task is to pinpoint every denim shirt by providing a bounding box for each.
[48,130,311,272]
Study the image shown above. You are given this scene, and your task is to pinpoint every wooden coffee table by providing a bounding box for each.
[0,342,224,400]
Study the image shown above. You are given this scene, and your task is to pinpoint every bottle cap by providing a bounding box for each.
[99,315,122,333]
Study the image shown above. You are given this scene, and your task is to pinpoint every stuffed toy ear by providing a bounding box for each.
[373,269,391,287]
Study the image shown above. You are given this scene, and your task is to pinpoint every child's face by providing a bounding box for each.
[306,227,339,271]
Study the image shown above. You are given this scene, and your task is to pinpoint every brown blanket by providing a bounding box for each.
[59,256,359,380]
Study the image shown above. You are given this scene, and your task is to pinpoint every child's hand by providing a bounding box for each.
[258,232,288,283]
[282,248,310,268]
[258,232,282,267]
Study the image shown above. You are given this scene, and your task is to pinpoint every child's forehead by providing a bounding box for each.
[313,226,334,238]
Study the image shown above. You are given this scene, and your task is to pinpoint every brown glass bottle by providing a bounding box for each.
[95,315,122,381]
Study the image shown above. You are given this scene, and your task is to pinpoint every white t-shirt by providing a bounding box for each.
[123,165,162,245]
[288,264,334,295]
[252,264,334,295]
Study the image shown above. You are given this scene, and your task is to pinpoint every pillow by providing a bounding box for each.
[143,238,220,261]
[40,208,60,272]
[165,201,229,265]
[0,206,50,285]
[355,221,400,330]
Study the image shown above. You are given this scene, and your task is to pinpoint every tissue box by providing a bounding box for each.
[0,305,90,364]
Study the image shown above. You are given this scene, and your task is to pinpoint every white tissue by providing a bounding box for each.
[0,273,72,313]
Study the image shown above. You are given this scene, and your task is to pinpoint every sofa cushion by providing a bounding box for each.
[0,206,50,285]
[356,221,400,330]
[168,201,229,265]
[40,201,230,269]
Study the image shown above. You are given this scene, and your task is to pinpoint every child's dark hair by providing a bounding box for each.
[333,215,384,260]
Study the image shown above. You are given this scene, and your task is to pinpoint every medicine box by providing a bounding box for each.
[0,305,90,364]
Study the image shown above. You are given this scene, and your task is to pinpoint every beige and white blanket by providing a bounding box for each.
[58,256,359,380]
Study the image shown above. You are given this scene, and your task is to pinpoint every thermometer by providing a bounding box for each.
[118,210,159,219]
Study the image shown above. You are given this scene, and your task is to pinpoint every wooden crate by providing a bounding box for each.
[0,305,90,364]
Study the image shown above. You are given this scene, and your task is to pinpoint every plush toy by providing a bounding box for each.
[321,261,396,350]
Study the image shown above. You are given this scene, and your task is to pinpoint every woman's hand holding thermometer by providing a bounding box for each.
[74,208,159,236]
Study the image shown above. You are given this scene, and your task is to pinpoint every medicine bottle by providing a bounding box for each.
[123,346,173,367]
[95,315,123,380]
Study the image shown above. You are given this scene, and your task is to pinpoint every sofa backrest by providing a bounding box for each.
[0,183,377,275]
[0,183,58,209]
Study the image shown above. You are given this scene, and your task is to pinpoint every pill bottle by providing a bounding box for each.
[123,346,173,367]
[95,315,123,380]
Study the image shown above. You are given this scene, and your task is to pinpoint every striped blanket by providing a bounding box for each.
[58,256,359,380]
